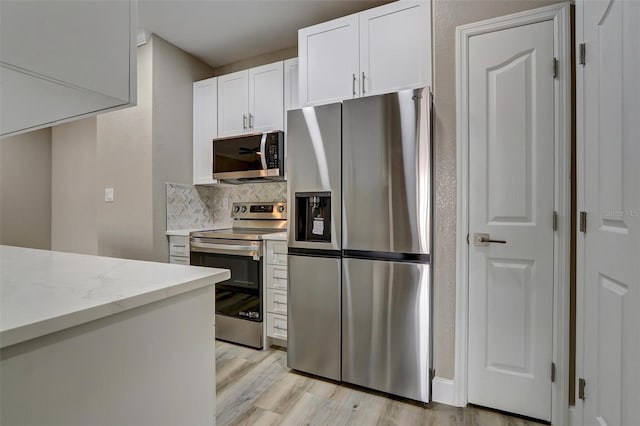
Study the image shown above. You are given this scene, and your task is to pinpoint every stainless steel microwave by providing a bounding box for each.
[212,131,285,183]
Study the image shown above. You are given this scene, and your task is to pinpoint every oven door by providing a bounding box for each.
[190,238,263,322]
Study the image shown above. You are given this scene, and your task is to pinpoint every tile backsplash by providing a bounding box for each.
[166,182,287,231]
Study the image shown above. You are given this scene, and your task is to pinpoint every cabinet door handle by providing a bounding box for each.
[249,113,254,129]
[242,114,247,129]
[362,72,366,94]
[352,73,356,96]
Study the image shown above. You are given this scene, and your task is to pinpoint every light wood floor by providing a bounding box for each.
[216,341,544,426]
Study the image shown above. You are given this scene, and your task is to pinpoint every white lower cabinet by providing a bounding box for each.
[265,240,288,345]
[168,235,190,264]
[267,313,288,341]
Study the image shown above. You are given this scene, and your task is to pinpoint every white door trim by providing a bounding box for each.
[454,3,571,425]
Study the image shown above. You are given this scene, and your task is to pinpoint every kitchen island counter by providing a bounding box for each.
[0,245,228,425]
[0,245,229,348]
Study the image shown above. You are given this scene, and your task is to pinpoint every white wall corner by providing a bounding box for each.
[432,377,458,406]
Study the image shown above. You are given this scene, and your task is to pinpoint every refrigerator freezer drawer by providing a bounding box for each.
[287,254,341,381]
[342,258,431,403]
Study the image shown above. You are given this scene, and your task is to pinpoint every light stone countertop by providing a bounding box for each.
[261,231,288,241]
[0,245,230,349]
[165,228,218,237]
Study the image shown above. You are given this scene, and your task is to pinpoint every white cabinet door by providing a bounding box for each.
[0,0,135,136]
[299,14,359,106]
[284,58,300,111]
[1,0,131,101]
[359,1,431,96]
[248,61,284,132]
[193,77,217,185]
[217,70,249,137]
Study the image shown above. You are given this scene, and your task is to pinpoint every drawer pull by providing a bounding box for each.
[274,325,287,331]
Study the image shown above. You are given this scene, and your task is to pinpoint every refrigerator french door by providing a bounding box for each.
[341,88,432,403]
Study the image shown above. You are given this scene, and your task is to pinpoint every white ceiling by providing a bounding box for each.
[138,0,391,68]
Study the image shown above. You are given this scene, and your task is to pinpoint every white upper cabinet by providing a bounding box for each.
[217,61,284,137]
[249,61,284,132]
[299,15,359,107]
[359,1,431,96]
[193,77,218,185]
[284,58,300,111]
[298,1,431,107]
[217,70,250,137]
[0,0,136,136]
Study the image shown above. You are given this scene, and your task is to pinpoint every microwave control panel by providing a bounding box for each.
[266,132,284,169]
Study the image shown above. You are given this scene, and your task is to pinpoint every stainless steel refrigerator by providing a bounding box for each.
[287,88,432,403]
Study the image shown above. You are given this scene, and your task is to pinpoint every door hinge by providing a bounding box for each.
[551,362,556,382]
[579,43,586,66]
[553,211,558,231]
[467,233,469,244]
[553,58,559,78]
[578,378,586,400]
[580,211,587,233]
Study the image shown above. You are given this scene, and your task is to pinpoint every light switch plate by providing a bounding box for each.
[104,187,114,202]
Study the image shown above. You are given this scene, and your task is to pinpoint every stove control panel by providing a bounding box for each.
[231,201,287,220]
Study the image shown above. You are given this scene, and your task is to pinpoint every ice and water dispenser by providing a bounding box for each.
[295,192,332,243]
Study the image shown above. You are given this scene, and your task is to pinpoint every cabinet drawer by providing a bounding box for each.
[169,256,190,265]
[267,264,288,290]
[266,289,288,315]
[267,313,287,340]
[169,236,189,257]
[267,241,288,265]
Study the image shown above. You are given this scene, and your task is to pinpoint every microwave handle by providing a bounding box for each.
[260,133,268,170]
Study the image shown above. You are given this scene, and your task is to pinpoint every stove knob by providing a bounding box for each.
[277,205,285,213]
[241,206,247,213]
[233,205,240,214]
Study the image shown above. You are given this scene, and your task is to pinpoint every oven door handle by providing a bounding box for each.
[259,133,268,170]
[190,241,261,259]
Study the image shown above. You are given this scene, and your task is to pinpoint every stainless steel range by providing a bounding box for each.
[190,201,286,349]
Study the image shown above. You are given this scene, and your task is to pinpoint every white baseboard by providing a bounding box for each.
[432,376,457,406]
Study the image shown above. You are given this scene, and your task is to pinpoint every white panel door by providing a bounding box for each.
[192,77,217,185]
[248,61,283,132]
[359,1,431,96]
[579,1,640,425]
[468,21,555,421]
[217,70,249,137]
[298,14,359,106]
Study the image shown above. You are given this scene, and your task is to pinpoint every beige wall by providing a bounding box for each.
[213,46,297,76]
[431,0,563,379]
[0,129,52,249]
[50,35,214,262]
[51,118,98,254]
[96,40,154,261]
[151,35,215,262]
